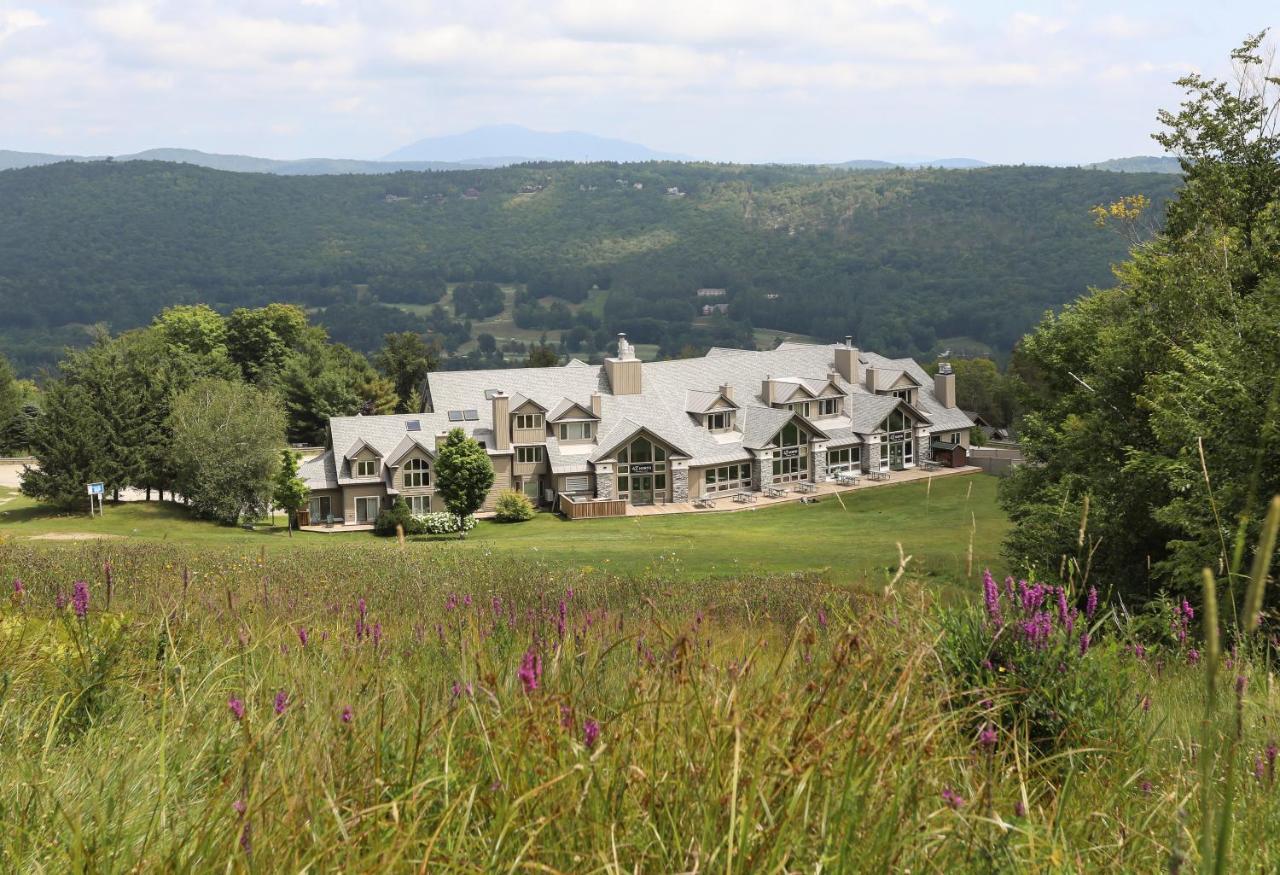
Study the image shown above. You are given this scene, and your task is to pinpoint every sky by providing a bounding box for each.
[0,1,1273,164]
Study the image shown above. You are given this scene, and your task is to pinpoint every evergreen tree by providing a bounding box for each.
[375,332,437,412]
[433,427,494,538]
[20,382,112,509]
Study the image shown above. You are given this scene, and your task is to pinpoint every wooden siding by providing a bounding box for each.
[558,493,627,520]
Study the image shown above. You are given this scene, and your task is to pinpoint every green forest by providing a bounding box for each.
[0,159,1179,374]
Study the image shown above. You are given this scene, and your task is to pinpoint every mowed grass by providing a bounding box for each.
[0,474,1007,590]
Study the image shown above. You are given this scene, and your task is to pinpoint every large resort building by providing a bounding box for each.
[299,338,975,525]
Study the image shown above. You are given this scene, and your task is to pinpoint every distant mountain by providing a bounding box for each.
[384,124,688,164]
[1086,156,1182,174]
[831,157,990,170]
[0,147,485,175]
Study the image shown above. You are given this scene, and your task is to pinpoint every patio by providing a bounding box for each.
[626,464,982,517]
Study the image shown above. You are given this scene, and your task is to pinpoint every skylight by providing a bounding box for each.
[406,420,421,431]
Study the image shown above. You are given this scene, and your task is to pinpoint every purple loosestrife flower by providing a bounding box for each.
[55,589,67,610]
[274,690,289,715]
[941,787,965,809]
[1056,587,1069,625]
[233,798,246,815]
[372,622,383,648]
[297,627,308,647]
[228,697,245,721]
[817,607,828,628]
[1014,800,1026,817]
[982,570,1002,626]
[583,719,600,750]
[1181,599,1194,622]
[1254,757,1266,782]
[340,705,353,723]
[1187,648,1200,665]
[12,578,23,597]
[978,725,997,749]
[518,647,542,693]
[1085,586,1098,619]
[72,581,89,619]
[1079,632,1091,655]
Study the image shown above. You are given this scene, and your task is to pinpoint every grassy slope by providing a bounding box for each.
[0,474,1006,589]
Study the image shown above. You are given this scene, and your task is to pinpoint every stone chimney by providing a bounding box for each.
[590,391,602,418]
[934,362,956,409]
[834,336,860,385]
[492,391,510,450]
[604,333,642,395]
[719,382,734,403]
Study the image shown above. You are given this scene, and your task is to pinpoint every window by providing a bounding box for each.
[706,411,733,431]
[558,421,594,441]
[408,495,431,515]
[777,423,807,446]
[615,436,668,500]
[827,447,860,471]
[354,459,377,478]
[792,401,811,418]
[817,398,839,417]
[892,389,914,403]
[703,463,752,493]
[879,409,912,433]
[565,475,590,493]
[403,458,430,488]
[516,446,544,464]
[354,496,380,523]
[772,455,808,477]
[515,413,543,430]
[309,495,332,521]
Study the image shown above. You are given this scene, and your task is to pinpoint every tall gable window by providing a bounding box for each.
[771,422,810,482]
[880,409,913,433]
[355,459,377,478]
[616,436,668,505]
[403,458,429,488]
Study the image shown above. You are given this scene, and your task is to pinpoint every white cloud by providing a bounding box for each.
[0,8,47,42]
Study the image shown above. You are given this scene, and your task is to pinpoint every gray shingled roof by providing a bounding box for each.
[299,450,338,490]
[374,342,976,469]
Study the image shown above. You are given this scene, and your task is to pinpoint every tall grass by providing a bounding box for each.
[0,540,1277,871]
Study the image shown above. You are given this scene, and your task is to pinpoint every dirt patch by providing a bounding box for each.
[27,532,126,541]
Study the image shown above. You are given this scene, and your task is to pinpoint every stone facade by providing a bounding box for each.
[917,432,931,463]
[753,456,773,491]
[671,468,689,503]
[596,470,614,499]
[811,446,828,483]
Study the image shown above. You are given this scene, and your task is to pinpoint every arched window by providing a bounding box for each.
[404,458,430,488]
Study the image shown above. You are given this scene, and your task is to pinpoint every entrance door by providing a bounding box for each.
[355,496,380,523]
[309,495,332,522]
[890,442,905,470]
[630,474,653,505]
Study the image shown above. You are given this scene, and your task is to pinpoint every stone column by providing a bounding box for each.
[753,454,772,491]
[672,468,689,503]
[595,464,614,499]
[811,445,827,482]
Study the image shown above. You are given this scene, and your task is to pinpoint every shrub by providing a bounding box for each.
[373,498,418,536]
[936,570,1129,751]
[414,512,476,535]
[494,490,535,522]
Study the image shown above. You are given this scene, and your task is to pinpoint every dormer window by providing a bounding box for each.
[707,411,734,432]
[558,421,594,441]
[891,389,914,403]
[515,413,543,430]
[355,459,378,478]
[791,401,811,417]
[817,398,839,417]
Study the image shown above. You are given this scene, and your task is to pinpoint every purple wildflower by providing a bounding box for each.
[297,627,308,646]
[583,719,600,749]
[560,704,573,729]
[372,622,383,648]
[12,578,23,597]
[518,647,542,693]
[340,705,353,723]
[1181,599,1194,622]
[233,798,247,815]
[1140,695,1151,713]
[1254,757,1265,781]
[1140,780,1152,795]
[982,570,1002,626]
[55,589,67,610]
[1079,632,1091,655]
[72,580,89,619]
[240,823,252,855]
[1014,800,1026,817]
[274,690,289,715]
[1085,586,1098,619]
[1056,587,1069,625]
[817,607,828,628]
[228,696,245,721]
[978,725,998,749]
[1187,648,1200,665]
[941,787,965,809]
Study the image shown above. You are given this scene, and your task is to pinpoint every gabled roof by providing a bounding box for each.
[684,389,738,414]
[509,394,546,412]
[547,398,599,422]
[590,419,693,462]
[740,407,830,449]
[342,437,383,460]
[385,433,436,468]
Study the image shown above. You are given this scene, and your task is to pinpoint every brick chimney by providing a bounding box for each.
[934,362,956,409]
[834,336,860,385]
[491,391,510,450]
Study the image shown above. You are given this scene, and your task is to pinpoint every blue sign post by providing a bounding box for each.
[86,482,105,517]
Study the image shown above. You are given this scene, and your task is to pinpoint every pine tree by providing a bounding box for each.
[20,382,112,510]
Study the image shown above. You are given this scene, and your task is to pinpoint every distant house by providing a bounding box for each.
[701,303,730,316]
[764,293,781,301]
[696,288,728,298]
[666,186,686,198]
[633,182,643,190]
[461,187,481,200]
[963,410,1013,442]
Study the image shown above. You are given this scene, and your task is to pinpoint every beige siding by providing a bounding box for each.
[480,455,514,513]
[342,483,387,522]
[512,427,546,445]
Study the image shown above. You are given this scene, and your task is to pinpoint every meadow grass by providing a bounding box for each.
[0,539,1277,872]
[0,474,1007,591]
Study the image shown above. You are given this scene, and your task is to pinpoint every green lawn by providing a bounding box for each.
[0,474,1007,589]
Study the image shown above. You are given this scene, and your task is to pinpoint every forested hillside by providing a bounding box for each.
[0,159,1180,373]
